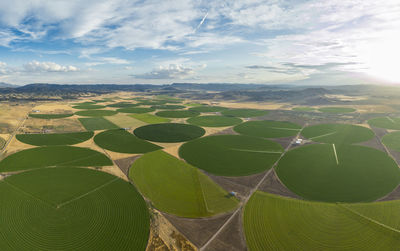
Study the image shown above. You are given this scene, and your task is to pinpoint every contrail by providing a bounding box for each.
[194,11,208,33]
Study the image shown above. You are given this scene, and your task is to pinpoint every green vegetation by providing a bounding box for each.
[0,145,112,172]
[179,135,283,176]
[221,108,269,118]
[137,100,167,106]
[134,123,205,143]
[318,107,356,113]
[129,113,171,124]
[130,150,238,217]
[368,117,400,130]
[187,115,242,127]
[94,129,161,153]
[301,123,374,145]
[151,105,186,110]
[106,102,138,108]
[75,110,118,117]
[244,191,400,251]
[234,120,301,138]
[276,144,400,202]
[185,103,204,107]
[78,117,119,131]
[16,131,94,146]
[72,104,106,110]
[116,107,155,114]
[0,167,149,250]
[29,113,73,119]
[155,110,200,118]
[382,131,400,152]
[292,107,315,112]
[188,106,228,113]
[72,101,97,105]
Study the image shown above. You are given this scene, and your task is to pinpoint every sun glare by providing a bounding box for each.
[364,34,400,83]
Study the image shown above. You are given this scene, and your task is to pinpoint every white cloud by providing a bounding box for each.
[133,64,196,79]
[24,61,79,72]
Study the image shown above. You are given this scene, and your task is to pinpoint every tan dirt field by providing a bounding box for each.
[21,117,85,133]
[106,114,147,129]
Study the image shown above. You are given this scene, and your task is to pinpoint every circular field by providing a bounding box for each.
[301,123,374,145]
[318,107,356,113]
[187,115,242,127]
[234,120,301,138]
[151,105,185,110]
[137,100,167,106]
[75,110,118,117]
[368,117,400,130]
[155,110,200,118]
[276,144,400,202]
[134,123,205,143]
[116,107,155,114]
[244,191,400,251]
[72,104,106,110]
[94,129,161,154]
[16,131,94,146]
[221,109,269,118]
[0,146,112,172]
[382,131,400,152]
[29,113,73,119]
[188,106,227,113]
[130,150,238,218]
[179,135,283,176]
[0,167,149,250]
[106,102,138,108]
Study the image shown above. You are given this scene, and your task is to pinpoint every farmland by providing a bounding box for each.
[29,113,73,119]
[94,129,161,153]
[188,106,228,113]
[156,110,200,118]
[2,85,400,250]
[130,150,238,217]
[134,123,205,142]
[0,146,112,172]
[72,104,106,110]
[368,116,400,130]
[276,144,400,202]
[129,113,171,124]
[75,110,118,117]
[382,131,400,152]
[318,107,356,113]
[234,120,302,138]
[221,108,269,117]
[16,131,94,146]
[301,123,375,145]
[244,191,400,251]
[187,115,242,127]
[116,107,155,114]
[179,135,283,176]
[78,117,119,131]
[0,167,149,250]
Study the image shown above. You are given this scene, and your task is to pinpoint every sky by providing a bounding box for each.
[0,0,399,85]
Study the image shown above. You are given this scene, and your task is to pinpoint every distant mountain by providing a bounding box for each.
[0,82,17,88]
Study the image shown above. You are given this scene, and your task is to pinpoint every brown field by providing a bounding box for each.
[21,117,85,133]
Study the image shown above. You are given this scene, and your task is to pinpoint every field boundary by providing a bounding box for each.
[229,148,283,154]
[199,123,307,251]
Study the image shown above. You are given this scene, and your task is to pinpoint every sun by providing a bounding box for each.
[364,35,400,83]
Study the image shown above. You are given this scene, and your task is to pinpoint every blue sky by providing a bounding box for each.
[0,0,399,85]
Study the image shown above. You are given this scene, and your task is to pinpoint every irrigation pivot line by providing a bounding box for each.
[332,144,339,165]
